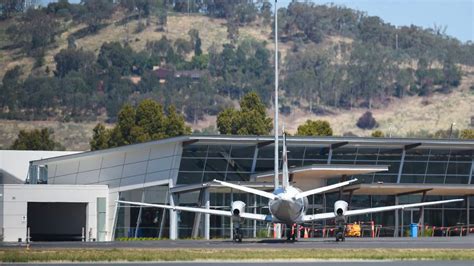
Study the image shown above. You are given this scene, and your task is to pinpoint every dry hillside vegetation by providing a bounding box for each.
[280,69,474,137]
[0,14,273,79]
[0,13,472,150]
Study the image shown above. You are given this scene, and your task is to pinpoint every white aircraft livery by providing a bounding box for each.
[117,133,463,242]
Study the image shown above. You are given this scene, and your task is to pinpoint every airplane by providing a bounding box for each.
[117,133,464,242]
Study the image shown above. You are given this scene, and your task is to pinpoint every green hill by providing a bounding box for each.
[0,1,473,150]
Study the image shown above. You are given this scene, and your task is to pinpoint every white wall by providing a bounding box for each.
[0,150,80,184]
[0,184,108,242]
[47,142,180,190]
[41,141,183,240]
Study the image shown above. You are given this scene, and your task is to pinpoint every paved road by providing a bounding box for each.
[4,261,474,266]
[2,237,474,250]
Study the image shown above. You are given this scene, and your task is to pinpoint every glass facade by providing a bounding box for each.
[175,142,473,238]
[115,185,170,239]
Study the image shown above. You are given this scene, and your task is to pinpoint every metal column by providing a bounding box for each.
[394,196,399,237]
[204,188,210,240]
[158,190,169,239]
[396,149,406,184]
[191,190,204,238]
[327,147,333,164]
[401,207,404,237]
[467,195,470,236]
[418,191,427,236]
[230,189,233,240]
[395,145,406,237]
[468,159,474,185]
[221,192,226,238]
[253,194,257,238]
[169,193,178,240]
[134,191,146,238]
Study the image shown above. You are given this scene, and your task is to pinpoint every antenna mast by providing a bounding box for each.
[273,0,279,190]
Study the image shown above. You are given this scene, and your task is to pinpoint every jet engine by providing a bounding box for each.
[334,200,348,217]
[334,200,349,242]
[231,201,246,216]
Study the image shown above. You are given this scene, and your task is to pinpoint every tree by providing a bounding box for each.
[59,72,91,118]
[371,130,384,137]
[347,42,395,109]
[217,92,272,135]
[6,8,60,54]
[226,16,239,44]
[0,66,22,110]
[117,104,136,145]
[54,48,95,77]
[90,99,190,150]
[260,0,272,26]
[459,129,474,140]
[97,42,134,75]
[90,123,110,151]
[21,76,59,111]
[165,105,192,137]
[0,0,25,19]
[136,98,166,139]
[10,128,64,150]
[174,38,193,57]
[216,108,237,135]
[356,111,378,129]
[188,29,202,56]
[296,120,333,136]
[81,0,114,33]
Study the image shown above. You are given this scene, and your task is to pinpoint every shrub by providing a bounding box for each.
[371,130,384,137]
[423,228,433,237]
[356,111,378,129]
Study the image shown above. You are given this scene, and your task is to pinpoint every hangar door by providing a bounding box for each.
[27,202,87,241]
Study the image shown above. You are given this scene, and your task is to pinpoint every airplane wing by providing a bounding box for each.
[303,198,463,222]
[117,200,271,222]
[213,179,277,200]
[343,198,464,217]
[301,212,337,222]
[295,179,358,199]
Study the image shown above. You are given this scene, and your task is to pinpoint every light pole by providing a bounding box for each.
[273,0,281,240]
[449,122,456,139]
[274,0,279,190]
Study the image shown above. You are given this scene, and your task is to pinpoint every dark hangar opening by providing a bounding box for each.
[27,202,87,241]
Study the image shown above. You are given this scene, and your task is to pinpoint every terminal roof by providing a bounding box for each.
[335,183,474,196]
[251,164,389,180]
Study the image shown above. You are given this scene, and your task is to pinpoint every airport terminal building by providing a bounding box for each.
[1,136,474,242]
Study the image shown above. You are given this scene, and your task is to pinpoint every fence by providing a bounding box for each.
[271,222,474,239]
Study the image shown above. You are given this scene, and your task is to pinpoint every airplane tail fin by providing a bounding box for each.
[282,128,289,189]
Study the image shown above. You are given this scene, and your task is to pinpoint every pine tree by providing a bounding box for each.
[296,120,333,136]
[90,99,191,150]
[90,123,110,151]
[217,92,272,135]
[165,105,192,137]
[11,128,64,151]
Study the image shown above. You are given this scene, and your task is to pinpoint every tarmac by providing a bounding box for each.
[4,261,474,266]
[2,236,474,250]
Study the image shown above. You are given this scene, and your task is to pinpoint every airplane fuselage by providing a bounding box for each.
[269,186,309,224]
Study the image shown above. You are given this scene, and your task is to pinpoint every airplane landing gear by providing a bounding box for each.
[286,232,296,242]
[286,224,297,242]
[335,222,346,242]
[233,222,242,243]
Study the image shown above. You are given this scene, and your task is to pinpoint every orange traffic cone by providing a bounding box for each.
[304,228,309,238]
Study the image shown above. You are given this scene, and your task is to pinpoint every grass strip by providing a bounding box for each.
[1,248,474,262]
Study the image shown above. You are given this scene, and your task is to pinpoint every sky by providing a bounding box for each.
[40,0,473,43]
[276,0,473,43]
